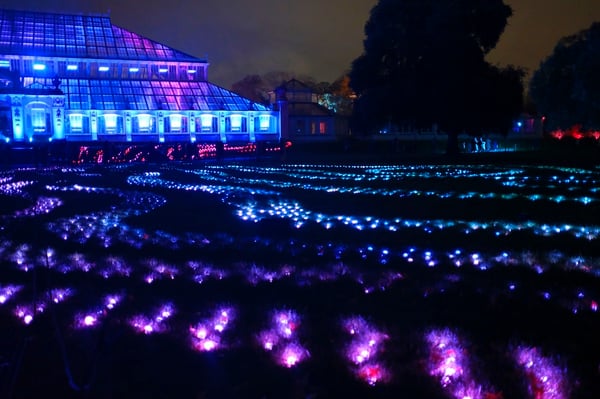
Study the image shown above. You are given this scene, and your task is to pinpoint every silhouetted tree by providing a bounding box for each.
[349,0,524,154]
[231,71,321,105]
[530,22,600,132]
[230,74,270,105]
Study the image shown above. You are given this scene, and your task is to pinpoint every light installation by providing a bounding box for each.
[0,163,596,395]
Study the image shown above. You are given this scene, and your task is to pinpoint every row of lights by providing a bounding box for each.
[31,62,197,74]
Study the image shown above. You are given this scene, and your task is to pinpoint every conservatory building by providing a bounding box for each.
[0,8,280,144]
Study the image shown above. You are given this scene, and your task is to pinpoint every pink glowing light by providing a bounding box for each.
[75,311,102,329]
[278,342,308,368]
[74,294,122,329]
[274,310,299,338]
[192,325,208,339]
[258,309,309,367]
[14,305,34,325]
[200,339,217,351]
[130,315,158,334]
[514,346,569,399]
[130,304,175,335]
[425,329,466,387]
[0,285,21,304]
[191,336,220,352]
[104,294,121,310]
[342,316,389,385]
[258,330,280,351]
[358,363,387,386]
[190,306,235,352]
[424,328,493,399]
[49,288,72,304]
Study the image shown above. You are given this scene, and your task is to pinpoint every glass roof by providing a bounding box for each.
[24,77,271,112]
[0,9,200,62]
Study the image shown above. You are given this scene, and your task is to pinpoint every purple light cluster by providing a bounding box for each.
[48,288,73,304]
[341,316,389,385]
[0,180,33,197]
[514,346,569,399]
[188,262,228,284]
[258,309,309,368]
[13,288,72,325]
[0,284,22,305]
[74,294,123,329]
[425,328,490,399]
[189,306,235,352]
[99,256,132,279]
[14,304,36,325]
[129,303,175,335]
[144,259,179,284]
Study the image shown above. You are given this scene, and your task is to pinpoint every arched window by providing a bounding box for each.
[198,114,217,132]
[69,114,83,132]
[258,115,271,131]
[226,114,246,132]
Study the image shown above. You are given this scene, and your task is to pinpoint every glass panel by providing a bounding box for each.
[259,115,270,131]
[104,114,118,131]
[69,114,83,131]
[169,114,182,131]
[31,108,47,132]
[200,114,214,131]
[137,114,151,131]
[230,114,242,131]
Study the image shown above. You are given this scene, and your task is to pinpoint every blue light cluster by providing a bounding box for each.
[0,163,597,393]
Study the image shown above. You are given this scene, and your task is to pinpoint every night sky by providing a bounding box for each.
[4,0,600,88]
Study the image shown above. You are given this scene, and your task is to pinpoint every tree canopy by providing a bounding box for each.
[529,22,600,132]
[349,0,524,148]
[230,71,356,115]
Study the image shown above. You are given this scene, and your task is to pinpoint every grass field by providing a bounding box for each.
[0,156,599,398]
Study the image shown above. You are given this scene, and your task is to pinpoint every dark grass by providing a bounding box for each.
[0,150,599,398]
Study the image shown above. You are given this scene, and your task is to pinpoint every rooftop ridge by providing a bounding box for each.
[0,7,111,20]
[0,8,202,62]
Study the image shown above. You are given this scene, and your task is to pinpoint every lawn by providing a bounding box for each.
[0,159,599,398]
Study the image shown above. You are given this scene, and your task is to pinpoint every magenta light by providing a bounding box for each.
[278,342,308,368]
[514,346,569,399]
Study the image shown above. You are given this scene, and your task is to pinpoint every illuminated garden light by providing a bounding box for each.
[342,316,389,385]
[514,346,569,399]
[425,328,494,398]
[278,342,309,368]
[190,306,235,352]
[0,163,597,396]
[0,285,21,304]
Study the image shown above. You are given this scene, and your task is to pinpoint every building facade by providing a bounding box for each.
[0,9,280,144]
[274,79,348,141]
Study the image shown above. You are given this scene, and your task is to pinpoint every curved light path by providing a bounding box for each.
[0,163,598,395]
[127,170,600,241]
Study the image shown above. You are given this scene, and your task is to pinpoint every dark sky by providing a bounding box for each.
[4,0,600,88]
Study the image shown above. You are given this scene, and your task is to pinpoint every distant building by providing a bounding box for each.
[0,8,279,144]
[512,113,544,136]
[273,79,349,142]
